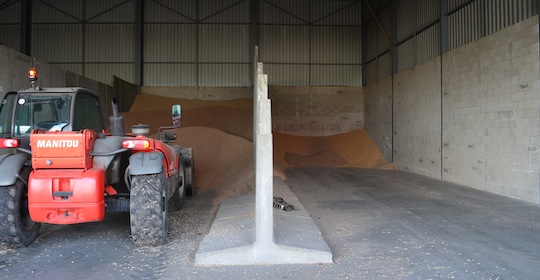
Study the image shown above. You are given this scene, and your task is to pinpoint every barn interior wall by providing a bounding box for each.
[142,85,364,136]
[0,45,136,122]
[365,16,540,204]
[364,78,393,162]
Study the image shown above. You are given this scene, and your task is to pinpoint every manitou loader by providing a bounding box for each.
[0,68,194,246]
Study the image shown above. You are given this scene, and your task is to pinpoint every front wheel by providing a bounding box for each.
[0,167,41,246]
[130,172,168,246]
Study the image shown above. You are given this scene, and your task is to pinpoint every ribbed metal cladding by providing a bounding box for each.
[145,0,197,23]
[448,0,537,50]
[397,39,415,72]
[0,0,20,23]
[365,60,378,85]
[397,0,416,43]
[310,26,361,64]
[144,24,197,62]
[416,24,440,65]
[0,26,20,51]
[32,25,83,63]
[260,0,311,25]
[260,25,310,63]
[265,64,310,86]
[377,52,392,81]
[311,65,362,87]
[143,63,197,86]
[199,24,249,62]
[85,63,135,85]
[310,0,361,26]
[54,64,83,76]
[199,64,250,86]
[199,0,249,23]
[33,0,82,23]
[85,24,134,62]
[85,0,135,23]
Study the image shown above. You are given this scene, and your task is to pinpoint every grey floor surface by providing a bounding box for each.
[1,167,539,279]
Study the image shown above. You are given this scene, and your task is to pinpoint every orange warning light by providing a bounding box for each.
[28,67,38,82]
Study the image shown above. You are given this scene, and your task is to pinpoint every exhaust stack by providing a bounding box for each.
[109,98,125,136]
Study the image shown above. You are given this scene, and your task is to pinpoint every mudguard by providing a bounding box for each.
[128,151,164,175]
[0,153,30,186]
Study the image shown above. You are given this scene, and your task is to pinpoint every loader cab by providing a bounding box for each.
[0,88,104,150]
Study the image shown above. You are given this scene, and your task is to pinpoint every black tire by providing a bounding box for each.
[185,155,195,197]
[0,167,41,247]
[169,159,186,211]
[130,172,168,246]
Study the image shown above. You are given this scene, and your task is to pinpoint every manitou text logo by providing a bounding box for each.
[36,139,80,148]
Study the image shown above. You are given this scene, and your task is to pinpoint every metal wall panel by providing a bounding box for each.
[0,0,20,23]
[311,0,361,26]
[448,0,473,11]
[311,65,362,87]
[260,25,309,63]
[85,24,134,62]
[0,26,20,51]
[143,63,197,86]
[265,64,309,86]
[417,0,440,29]
[260,0,311,25]
[85,63,135,85]
[33,0,82,23]
[397,39,415,72]
[416,23,440,65]
[145,0,197,23]
[377,5,391,54]
[199,64,249,86]
[397,0,415,43]
[32,24,82,62]
[310,26,361,64]
[377,52,392,80]
[54,63,82,76]
[449,0,537,50]
[85,0,135,23]
[199,24,249,62]
[365,59,378,85]
[144,24,197,62]
[199,0,249,23]
[365,21,378,62]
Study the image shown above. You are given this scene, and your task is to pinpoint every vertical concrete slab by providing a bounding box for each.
[195,57,332,265]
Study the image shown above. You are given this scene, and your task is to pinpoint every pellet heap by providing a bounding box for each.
[122,94,394,198]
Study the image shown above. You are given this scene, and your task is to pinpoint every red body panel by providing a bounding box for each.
[28,168,105,224]
[30,129,97,170]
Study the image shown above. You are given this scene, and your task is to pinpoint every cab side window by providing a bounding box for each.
[73,93,103,132]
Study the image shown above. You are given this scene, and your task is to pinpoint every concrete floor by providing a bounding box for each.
[285,168,540,279]
[1,167,540,279]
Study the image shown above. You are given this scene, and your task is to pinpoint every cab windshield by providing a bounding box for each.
[14,94,72,137]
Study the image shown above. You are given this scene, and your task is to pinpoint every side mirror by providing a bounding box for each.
[172,104,181,127]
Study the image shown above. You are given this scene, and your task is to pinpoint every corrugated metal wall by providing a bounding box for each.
[1,0,538,87]
[144,0,251,86]
[364,0,537,86]
[29,0,136,84]
[0,1,21,52]
[448,0,537,51]
[260,0,362,86]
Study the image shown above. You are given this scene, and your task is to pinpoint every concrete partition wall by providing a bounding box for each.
[442,17,540,202]
[394,59,442,179]
[364,16,540,204]
[364,78,393,162]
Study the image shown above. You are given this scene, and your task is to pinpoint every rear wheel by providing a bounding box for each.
[170,159,186,211]
[0,167,41,246]
[130,172,168,246]
[184,154,195,197]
